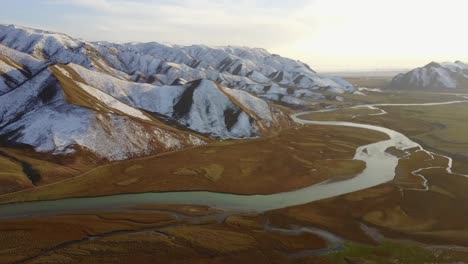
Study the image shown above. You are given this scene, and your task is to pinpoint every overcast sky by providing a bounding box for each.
[1,0,467,71]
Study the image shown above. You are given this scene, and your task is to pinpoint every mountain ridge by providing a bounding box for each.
[390,61,468,90]
[0,24,353,162]
[0,24,354,100]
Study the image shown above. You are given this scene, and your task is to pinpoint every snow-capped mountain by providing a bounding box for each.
[0,24,355,105]
[94,42,354,97]
[390,61,468,90]
[0,24,352,160]
[0,62,207,161]
[56,63,288,139]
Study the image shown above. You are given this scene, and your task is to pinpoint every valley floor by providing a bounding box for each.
[2,90,468,263]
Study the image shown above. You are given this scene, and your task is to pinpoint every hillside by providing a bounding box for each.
[390,61,468,90]
[0,62,207,161]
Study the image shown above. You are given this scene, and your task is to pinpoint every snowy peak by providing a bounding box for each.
[0,24,118,75]
[390,61,468,90]
[63,62,285,139]
[440,61,468,73]
[0,24,83,60]
[0,25,354,107]
[104,41,352,98]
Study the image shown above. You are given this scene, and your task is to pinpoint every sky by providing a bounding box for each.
[0,0,467,72]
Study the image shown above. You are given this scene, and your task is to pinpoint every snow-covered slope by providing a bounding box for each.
[65,63,285,138]
[94,42,355,105]
[390,61,468,90]
[0,24,344,159]
[0,65,206,160]
[0,24,354,106]
[0,24,124,77]
[0,44,46,94]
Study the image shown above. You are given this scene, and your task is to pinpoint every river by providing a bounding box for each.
[4,101,464,218]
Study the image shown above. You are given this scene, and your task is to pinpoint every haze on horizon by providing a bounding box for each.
[1,0,467,72]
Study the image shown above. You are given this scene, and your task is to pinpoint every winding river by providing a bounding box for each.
[0,100,467,218]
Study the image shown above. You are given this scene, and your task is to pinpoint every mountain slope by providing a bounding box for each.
[0,24,117,75]
[0,24,355,106]
[0,24,355,161]
[63,63,289,138]
[0,44,46,94]
[390,61,468,90]
[0,63,206,161]
[95,42,355,105]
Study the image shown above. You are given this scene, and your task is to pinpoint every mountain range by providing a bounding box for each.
[390,61,468,90]
[0,24,355,161]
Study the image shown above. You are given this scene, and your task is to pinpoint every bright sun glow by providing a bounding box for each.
[285,0,468,71]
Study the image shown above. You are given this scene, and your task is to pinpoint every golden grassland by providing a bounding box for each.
[0,125,387,204]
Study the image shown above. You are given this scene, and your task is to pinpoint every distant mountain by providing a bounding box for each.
[0,24,353,160]
[390,61,468,90]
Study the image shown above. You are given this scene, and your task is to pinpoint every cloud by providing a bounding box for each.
[47,0,317,52]
[20,0,468,70]
[52,0,313,11]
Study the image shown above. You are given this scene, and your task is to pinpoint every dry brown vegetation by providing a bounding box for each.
[0,147,84,195]
[0,125,386,204]
[0,155,32,194]
[130,204,222,216]
[0,206,331,264]
[0,212,176,263]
